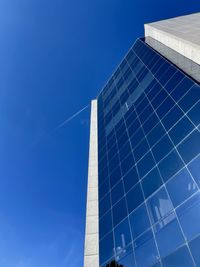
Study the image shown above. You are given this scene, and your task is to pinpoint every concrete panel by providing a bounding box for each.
[145,13,200,66]
[84,100,99,267]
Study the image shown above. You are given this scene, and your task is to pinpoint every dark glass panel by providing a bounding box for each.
[111,180,124,206]
[99,193,111,218]
[142,167,163,198]
[113,197,127,227]
[154,212,184,258]
[188,154,200,186]
[114,218,131,249]
[100,210,113,239]
[134,229,159,267]
[100,232,114,265]
[129,203,150,239]
[147,187,173,224]
[158,150,184,182]
[168,116,194,145]
[177,193,200,241]
[166,168,197,207]
[127,183,144,213]
[162,245,195,267]
[177,130,200,163]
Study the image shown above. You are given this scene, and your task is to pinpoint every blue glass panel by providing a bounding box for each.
[189,235,200,266]
[100,210,113,239]
[127,183,144,213]
[162,245,195,267]
[158,149,184,182]
[100,231,114,264]
[129,203,150,239]
[134,138,149,162]
[118,250,136,267]
[108,154,120,174]
[123,166,139,193]
[154,212,184,258]
[178,130,200,163]
[188,154,200,186]
[164,70,185,93]
[147,187,173,224]
[114,218,131,249]
[143,113,159,135]
[166,168,197,207]
[134,229,159,267]
[111,180,124,206]
[128,118,140,137]
[138,151,155,179]
[136,97,149,114]
[177,193,200,241]
[147,123,165,147]
[161,65,177,85]
[142,167,163,198]
[100,193,111,218]
[187,100,200,126]
[121,153,135,176]
[99,178,110,200]
[152,134,173,163]
[178,84,200,113]
[130,128,144,149]
[156,96,175,120]
[110,166,122,188]
[147,83,162,102]
[113,197,127,227]
[169,116,194,145]
[140,105,154,124]
[151,90,168,110]
[162,104,184,131]
[170,77,194,102]
[119,141,132,162]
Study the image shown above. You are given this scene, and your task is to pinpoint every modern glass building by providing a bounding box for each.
[84,13,200,267]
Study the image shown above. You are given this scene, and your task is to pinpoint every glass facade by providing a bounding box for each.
[97,38,200,267]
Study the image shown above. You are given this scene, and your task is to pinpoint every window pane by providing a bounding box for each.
[177,193,200,241]
[118,250,136,267]
[100,232,114,265]
[111,180,124,206]
[154,212,184,258]
[166,168,198,207]
[189,235,200,266]
[138,152,155,179]
[147,187,173,224]
[129,203,150,239]
[123,166,139,193]
[114,218,131,252]
[162,245,195,267]
[113,197,127,227]
[127,183,144,213]
[158,150,184,182]
[142,167,163,198]
[100,210,113,239]
[168,116,194,146]
[178,130,200,164]
[134,229,159,267]
[100,193,111,218]
[188,154,200,187]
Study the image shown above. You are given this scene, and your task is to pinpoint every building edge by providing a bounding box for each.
[84,100,99,267]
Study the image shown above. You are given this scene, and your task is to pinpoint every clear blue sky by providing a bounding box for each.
[0,1,200,266]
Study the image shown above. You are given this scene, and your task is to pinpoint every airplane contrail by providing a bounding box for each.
[56,104,90,130]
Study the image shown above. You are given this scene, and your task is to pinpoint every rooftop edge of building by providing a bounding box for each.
[144,12,200,66]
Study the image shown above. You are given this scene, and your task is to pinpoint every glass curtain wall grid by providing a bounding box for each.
[97,38,200,267]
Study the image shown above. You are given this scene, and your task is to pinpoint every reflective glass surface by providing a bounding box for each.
[97,38,200,266]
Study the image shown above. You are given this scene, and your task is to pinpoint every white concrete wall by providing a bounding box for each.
[145,13,200,65]
[84,100,99,267]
